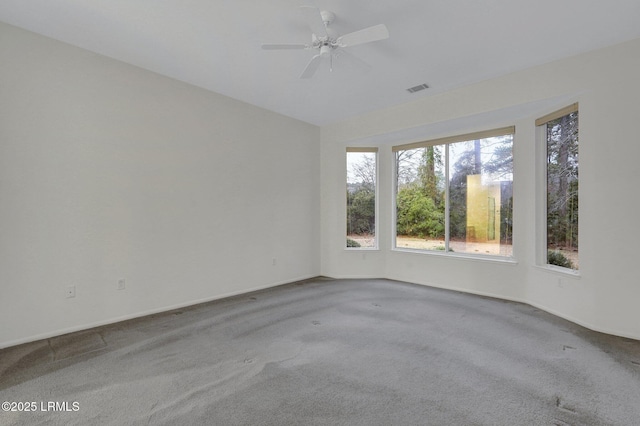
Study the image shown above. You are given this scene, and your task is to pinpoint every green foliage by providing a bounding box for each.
[395,136,514,244]
[346,238,361,248]
[430,245,454,252]
[396,185,444,238]
[394,146,446,240]
[418,147,443,205]
[500,191,513,245]
[547,250,574,269]
[448,174,468,240]
[347,188,375,235]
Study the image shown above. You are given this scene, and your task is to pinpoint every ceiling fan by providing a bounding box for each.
[261,6,389,79]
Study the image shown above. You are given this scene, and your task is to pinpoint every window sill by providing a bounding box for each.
[533,264,581,279]
[345,247,379,251]
[391,248,518,265]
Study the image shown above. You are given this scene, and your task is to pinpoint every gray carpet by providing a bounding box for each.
[1,278,640,425]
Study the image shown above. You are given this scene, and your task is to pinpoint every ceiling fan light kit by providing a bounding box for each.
[262,6,389,79]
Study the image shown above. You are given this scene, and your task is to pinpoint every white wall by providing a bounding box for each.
[3,20,639,349]
[0,22,321,348]
[321,37,640,340]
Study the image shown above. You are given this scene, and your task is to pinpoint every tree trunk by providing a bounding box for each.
[557,116,570,245]
[473,140,482,174]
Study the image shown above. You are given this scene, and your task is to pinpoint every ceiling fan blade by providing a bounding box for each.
[300,6,327,38]
[337,24,389,47]
[300,54,322,79]
[262,44,308,50]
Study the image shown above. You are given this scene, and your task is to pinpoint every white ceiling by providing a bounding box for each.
[2,1,640,126]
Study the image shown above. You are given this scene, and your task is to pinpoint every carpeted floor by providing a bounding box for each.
[1,278,640,425]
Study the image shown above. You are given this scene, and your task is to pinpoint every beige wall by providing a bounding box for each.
[321,37,640,340]
[0,22,321,348]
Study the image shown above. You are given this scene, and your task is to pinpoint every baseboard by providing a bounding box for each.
[524,300,640,342]
[322,274,384,280]
[0,274,319,349]
[290,275,640,342]
[386,277,640,342]
[5,274,637,348]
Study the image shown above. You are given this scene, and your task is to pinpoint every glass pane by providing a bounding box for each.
[347,152,376,248]
[448,135,513,256]
[546,111,579,270]
[395,146,446,251]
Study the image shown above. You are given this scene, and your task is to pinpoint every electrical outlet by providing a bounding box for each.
[117,279,126,290]
[66,285,76,298]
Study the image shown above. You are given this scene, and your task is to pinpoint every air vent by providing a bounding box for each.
[407,83,429,93]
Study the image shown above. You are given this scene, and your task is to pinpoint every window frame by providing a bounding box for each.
[536,103,580,274]
[392,127,516,261]
[346,147,379,250]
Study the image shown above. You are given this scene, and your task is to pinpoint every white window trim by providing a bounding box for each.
[391,128,516,261]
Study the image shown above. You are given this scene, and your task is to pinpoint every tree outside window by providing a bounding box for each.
[347,150,377,248]
[545,110,579,270]
[394,130,514,257]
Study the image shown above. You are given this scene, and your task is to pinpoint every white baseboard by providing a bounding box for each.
[0,274,318,349]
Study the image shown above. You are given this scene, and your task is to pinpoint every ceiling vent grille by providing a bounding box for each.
[407,83,429,93]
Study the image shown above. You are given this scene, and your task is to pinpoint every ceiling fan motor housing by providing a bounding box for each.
[320,10,335,26]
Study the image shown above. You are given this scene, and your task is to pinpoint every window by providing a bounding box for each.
[393,127,514,257]
[537,104,579,270]
[346,148,377,248]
